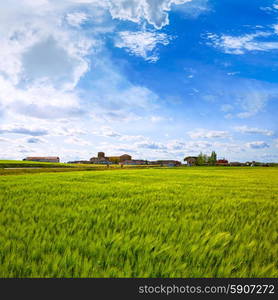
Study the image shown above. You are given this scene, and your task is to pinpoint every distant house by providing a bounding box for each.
[90,152,132,164]
[90,152,109,164]
[216,159,229,166]
[23,157,60,163]
[88,152,181,166]
[120,160,148,165]
[108,154,132,164]
[184,156,197,166]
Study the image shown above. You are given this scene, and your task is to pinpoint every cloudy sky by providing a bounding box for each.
[0,0,278,162]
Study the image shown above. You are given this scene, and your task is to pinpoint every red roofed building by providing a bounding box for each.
[23,157,60,163]
[216,159,229,166]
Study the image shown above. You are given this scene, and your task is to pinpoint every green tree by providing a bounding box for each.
[196,152,207,166]
[208,151,217,165]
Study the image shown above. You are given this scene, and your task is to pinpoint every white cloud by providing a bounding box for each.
[53,126,87,137]
[167,140,212,151]
[0,4,94,86]
[0,0,196,124]
[108,0,192,29]
[188,129,230,139]
[207,31,278,55]
[137,141,167,150]
[234,126,274,136]
[214,142,245,154]
[260,1,278,13]
[119,135,145,142]
[65,137,91,146]
[173,0,210,18]
[115,30,170,62]
[236,91,272,119]
[0,77,83,119]
[227,72,240,76]
[246,141,270,149]
[92,126,122,138]
[0,1,98,122]
[224,80,278,119]
[0,137,10,143]
[0,124,48,136]
[66,12,89,27]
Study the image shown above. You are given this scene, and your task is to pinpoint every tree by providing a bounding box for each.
[108,157,120,164]
[196,152,207,166]
[208,151,217,165]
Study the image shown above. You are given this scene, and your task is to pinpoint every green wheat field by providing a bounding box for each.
[0,166,277,278]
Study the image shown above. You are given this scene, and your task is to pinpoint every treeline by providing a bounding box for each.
[195,151,217,166]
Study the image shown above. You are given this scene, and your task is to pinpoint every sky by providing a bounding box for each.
[0,0,278,163]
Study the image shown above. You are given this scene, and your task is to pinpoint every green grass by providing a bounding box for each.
[0,160,72,168]
[0,160,161,171]
[0,167,277,277]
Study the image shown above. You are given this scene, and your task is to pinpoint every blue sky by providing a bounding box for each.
[0,0,277,162]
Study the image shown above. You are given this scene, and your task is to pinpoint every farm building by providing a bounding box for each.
[90,152,109,163]
[120,160,148,165]
[23,157,60,163]
[216,159,229,166]
[184,156,198,166]
[90,152,132,164]
[108,154,132,164]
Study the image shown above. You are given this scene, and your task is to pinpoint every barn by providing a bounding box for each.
[23,157,60,163]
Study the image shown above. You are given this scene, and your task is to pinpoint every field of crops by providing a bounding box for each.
[0,167,277,277]
[0,161,161,175]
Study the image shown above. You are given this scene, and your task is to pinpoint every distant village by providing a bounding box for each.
[23,151,273,167]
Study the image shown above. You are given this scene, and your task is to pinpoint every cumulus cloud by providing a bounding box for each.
[0,78,84,119]
[188,129,230,139]
[246,141,270,149]
[0,124,48,136]
[0,0,198,123]
[115,30,170,62]
[66,12,89,27]
[234,126,274,136]
[108,0,192,29]
[0,6,94,85]
[0,1,96,121]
